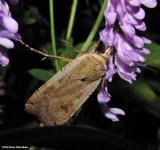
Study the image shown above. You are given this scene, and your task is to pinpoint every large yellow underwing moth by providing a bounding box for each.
[23,41,110,126]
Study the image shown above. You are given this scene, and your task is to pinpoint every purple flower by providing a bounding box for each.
[0,47,9,66]
[98,0,157,121]
[0,0,19,66]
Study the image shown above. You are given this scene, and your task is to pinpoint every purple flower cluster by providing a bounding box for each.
[98,0,157,121]
[0,0,19,66]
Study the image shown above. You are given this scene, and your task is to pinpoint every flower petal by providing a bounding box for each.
[142,37,152,44]
[0,37,14,48]
[0,48,9,66]
[97,86,111,104]
[128,0,141,6]
[100,26,118,46]
[142,48,150,54]
[109,108,125,115]
[127,35,144,48]
[134,8,145,20]
[1,16,18,33]
[115,57,137,83]
[141,0,157,8]
[100,104,125,122]
[104,0,117,25]
[0,30,19,41]
[105,55,117,81]
[120,18,135,37]
[105,113,120,122]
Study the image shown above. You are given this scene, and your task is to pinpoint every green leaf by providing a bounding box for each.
[76,41,97,52]
[146,80,160,93]
[130,81,160,118]
[57,47,78,69]
[29,68,54,82]
[131,81,157,103]
[22,18,36,25]
[22,6,45,26]
[145,42,160,67]
[24,7,40,19]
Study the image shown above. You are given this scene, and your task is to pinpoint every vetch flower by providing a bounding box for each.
[0,47,9,66]
[98,0,157,121]
[0,0,19,66]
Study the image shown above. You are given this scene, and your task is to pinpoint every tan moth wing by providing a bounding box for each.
[25,52,109,126]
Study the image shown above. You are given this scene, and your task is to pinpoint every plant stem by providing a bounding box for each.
[66,0,78,42]
[49,0,60,71]
[81,0,108,52]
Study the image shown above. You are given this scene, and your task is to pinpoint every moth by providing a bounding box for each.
[23,40,110,126]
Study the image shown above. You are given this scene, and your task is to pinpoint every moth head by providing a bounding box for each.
[25,96,37,115]
[101,47,111,60]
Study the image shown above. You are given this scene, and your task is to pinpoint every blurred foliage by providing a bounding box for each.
[0,0,160,150]
[29,69,54,82]
[145,42,160,67]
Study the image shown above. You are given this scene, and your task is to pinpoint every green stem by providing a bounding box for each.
[49,0,60,72]
[81,0,108,51]
[66,0,78,42]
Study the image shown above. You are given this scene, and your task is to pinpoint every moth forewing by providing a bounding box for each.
[25,46,110,126]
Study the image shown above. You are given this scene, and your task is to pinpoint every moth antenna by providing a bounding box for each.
[19,39,73,62]
[62,39,84,54]
[142,66,157,73]
[61,39,74,49]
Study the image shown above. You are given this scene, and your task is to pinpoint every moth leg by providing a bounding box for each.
[73,49,86,55]
[101,76,106,88]
[19,39,73,62]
